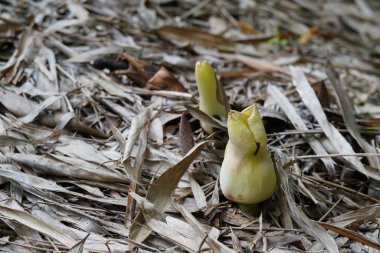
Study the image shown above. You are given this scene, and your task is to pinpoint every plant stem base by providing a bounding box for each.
[238,203,261,216]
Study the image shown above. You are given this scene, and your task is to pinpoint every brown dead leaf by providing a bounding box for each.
[114,52,150,87]
[179,113,194,154]
[156,25,236,51]
[237,21,258,34]
[146,66,186,92]
[317,81,331,109]
[298,26,318,44]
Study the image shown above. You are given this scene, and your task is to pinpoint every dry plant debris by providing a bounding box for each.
[0,0,380,252]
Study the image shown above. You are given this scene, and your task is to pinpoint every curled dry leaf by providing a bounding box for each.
[146,66,186,92]
[114,52,150,87]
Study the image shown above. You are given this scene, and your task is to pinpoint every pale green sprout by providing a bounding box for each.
[195,61,229,133]
[220,105,276,204]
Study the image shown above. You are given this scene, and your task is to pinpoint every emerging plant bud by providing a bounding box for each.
[195,61,229,133]
[220,105,276,204]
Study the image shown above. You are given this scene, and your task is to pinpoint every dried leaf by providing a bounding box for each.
[0,135,35,146]
[328,203,380,229]
[7,153,131,183]
[274,151,340,253]
[67,46,124,63]
[156,25,236,51]
[325,60,379,169]
[189,173,207,209]
[317,81,330,109]
[179,113,194,154]
[268,85,335,176]
[146,66,186,92]
[17,95,63,125]
[318,222,380,251]
[115,52,150,87]
[186,106,227,131]
[290,66,368,177]
[221,53,290,75]
[129,141,207,242]
[68,234,89,253]
[0,203,77,248]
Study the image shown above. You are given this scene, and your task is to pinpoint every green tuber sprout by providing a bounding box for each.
[195,60,229,133]
[220,105,276,204]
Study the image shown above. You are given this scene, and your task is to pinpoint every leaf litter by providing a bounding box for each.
[0,0,380,252]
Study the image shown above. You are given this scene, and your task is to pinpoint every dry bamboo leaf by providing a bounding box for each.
[188,173,207,209]
[175,203,235,253]
[328,203,380,228]
[17,95,63,124]
[8,153,131,183]
[148,117,163,146]
[0,203,77,248]
[0,192,43,241]
[220,53,290,75]
[130,192,200,252]
[274,151,339,253]
[165,215,200,239]
[0,28,36,84]
[230,228,243,253]
[145,217,199,252]
[0,135,35,146]
[91,74,135,103]
[54,138,109,165]
[0,166,128,206]
[68,233,89,253]
[268,85,335,176]
[123,104,159,162]
[186,106,227,131]
[53,114,108,138]
[67,46,124,63]
[42,19,87,35]
[290,66,368,177]
[156,25,236,51]
[325,60,379,169]
[0,87,36,116]
[66,0,89,20]
[129,141,207,242]
[318,222,380,251]
[0,88,106,138]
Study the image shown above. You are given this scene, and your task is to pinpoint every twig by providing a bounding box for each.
[318,195,344,222]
